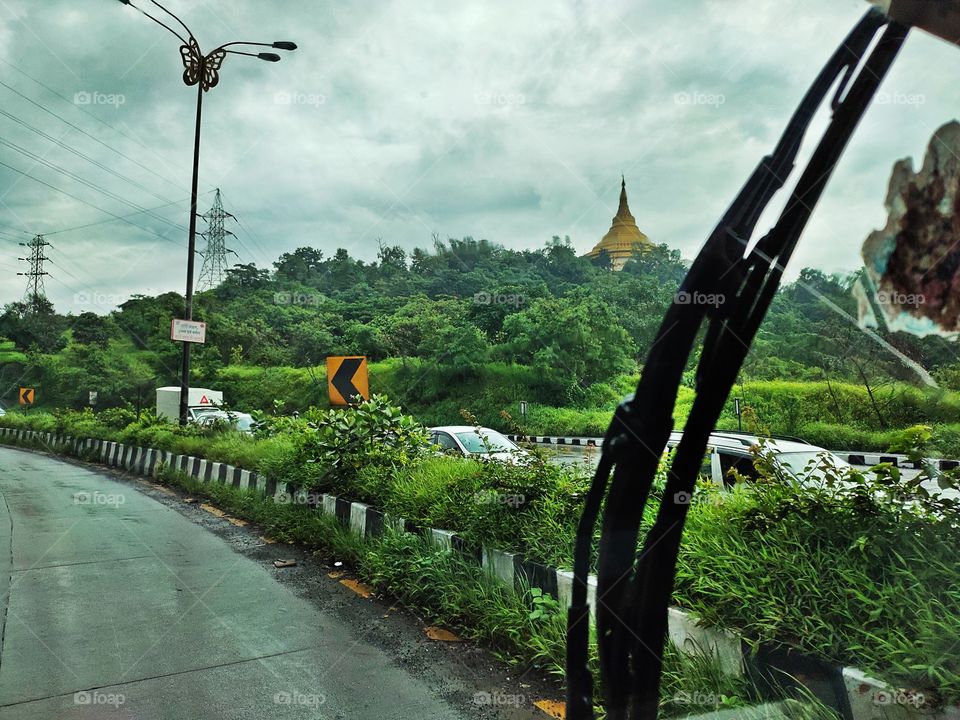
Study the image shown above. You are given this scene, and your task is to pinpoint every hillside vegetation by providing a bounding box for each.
[1,237,958,452]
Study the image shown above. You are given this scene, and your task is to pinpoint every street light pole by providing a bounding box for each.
[116,0,296,426]
[181,77,204,427]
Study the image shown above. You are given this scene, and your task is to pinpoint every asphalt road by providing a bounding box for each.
[0,447,558,720]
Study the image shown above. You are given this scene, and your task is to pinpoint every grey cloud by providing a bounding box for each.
[0,0,956,314]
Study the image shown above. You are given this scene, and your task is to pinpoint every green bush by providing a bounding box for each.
[291,394,430,495]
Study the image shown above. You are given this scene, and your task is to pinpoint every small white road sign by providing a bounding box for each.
[170,318,207,344]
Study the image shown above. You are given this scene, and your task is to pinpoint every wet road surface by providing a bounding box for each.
[0,447,558,719]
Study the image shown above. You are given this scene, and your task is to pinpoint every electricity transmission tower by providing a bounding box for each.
[17,235,51,312]
[196,189,237,292]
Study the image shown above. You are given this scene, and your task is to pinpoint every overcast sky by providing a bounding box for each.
[0,0,957,314]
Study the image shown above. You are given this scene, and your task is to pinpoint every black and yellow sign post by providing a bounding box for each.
[19,387,35,410]
[326,356,369,406]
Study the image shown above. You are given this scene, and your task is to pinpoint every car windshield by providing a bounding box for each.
[775,451,851,482]
[204,413,254,431]
[455,430,517,454]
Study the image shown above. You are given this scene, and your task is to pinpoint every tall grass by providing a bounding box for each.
[672,483,960,700]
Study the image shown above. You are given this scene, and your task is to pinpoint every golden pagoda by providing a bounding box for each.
[585,176,651,270]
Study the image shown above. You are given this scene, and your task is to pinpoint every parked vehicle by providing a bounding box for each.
[428,426,529,463]
[155,386,224,423]
[668,431,852,489]
[196,411,257,434]
[188,406,221,422]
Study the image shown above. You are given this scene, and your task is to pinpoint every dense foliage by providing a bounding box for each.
[2,237,958,421]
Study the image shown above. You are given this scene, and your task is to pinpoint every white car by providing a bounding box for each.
[188,406,221,422]
[669,431,853,489]
[196,410,257,434]
[428,426,530,463]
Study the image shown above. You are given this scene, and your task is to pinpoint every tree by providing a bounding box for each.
[71,312,113,348]
[327,248,365,291]
[591,248,613,271]
[377,243,407,272]
[273,247,324,282]
[0,301,67,353]
[621,243,688,286]
[377,297,488,368]
[224,263,271,289]
[114,293,183,350]
[498,295,635,389]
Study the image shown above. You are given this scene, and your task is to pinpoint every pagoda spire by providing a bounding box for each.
[583,175,651,270]
[614,175,635,223]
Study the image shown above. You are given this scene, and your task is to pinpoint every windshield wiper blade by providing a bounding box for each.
[567,9,908,720]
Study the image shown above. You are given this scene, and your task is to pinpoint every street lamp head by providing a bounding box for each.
[272,41,297,51]
[258,52,282,62]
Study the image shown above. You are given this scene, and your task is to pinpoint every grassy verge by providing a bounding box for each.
[10,361,960,456]
[671,484,960,700]
[218,362,960,456]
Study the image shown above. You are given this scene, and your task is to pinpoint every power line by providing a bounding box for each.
[0,136,188,234]
[44,191,210,237]
[218,195,273,266]
[0,158,187,248]
[0,56,183,183]
[0,79,183,193]
[0,106,176,206]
